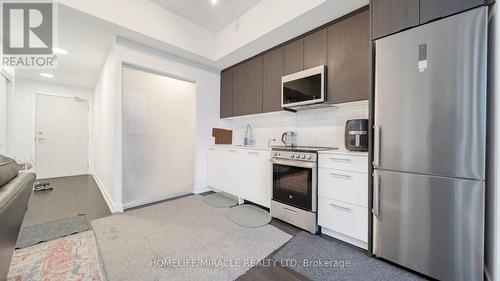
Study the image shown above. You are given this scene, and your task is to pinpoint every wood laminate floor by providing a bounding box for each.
[21,175,111,228]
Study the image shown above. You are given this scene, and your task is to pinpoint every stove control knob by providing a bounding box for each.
[273,152,277,156]
[301,154,306,159]
[307,155,312,160]
[290,154,295,158]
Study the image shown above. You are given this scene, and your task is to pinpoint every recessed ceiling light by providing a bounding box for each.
[52,47,68,55]
[210,0,217,5]
[40,73,54,78]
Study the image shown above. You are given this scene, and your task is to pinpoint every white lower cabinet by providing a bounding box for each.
[239,150,272,208]
[318,197,368,245]
[318,151,369,249]
[207,147,271,208]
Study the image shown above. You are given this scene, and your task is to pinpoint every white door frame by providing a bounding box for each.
[31,92,92,176]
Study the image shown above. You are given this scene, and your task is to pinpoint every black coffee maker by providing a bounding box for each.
[345,119,368,152]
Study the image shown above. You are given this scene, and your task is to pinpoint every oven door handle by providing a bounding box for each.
[269,158,317,169]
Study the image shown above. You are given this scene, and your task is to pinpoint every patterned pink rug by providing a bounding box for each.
[8,231,105,281]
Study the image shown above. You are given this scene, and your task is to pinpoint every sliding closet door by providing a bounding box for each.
[122,67,196,207]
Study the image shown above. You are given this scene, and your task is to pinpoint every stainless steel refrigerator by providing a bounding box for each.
[373,7,487,281]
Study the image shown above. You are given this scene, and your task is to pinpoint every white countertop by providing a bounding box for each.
[209,144,271,151]
[319,149,368,156]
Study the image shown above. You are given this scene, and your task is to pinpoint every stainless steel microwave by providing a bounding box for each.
[281,65,326,108]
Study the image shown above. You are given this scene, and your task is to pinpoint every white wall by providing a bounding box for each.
[90,38,231,211]
[114,39,231,196]
[7,78,93,166]
[91,43,123,212]
[231,102,368,150]
[486,4,500,281]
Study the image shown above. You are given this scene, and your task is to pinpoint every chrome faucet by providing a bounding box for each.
[244,124,254,146]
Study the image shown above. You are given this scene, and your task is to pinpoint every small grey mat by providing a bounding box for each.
[16,214,89,249]
[202,192,238,208]
[226,204,272,227]
[274,232,427,281]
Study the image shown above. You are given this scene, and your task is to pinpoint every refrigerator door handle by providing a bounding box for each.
[372,172,380,217]
[373,124,381,167]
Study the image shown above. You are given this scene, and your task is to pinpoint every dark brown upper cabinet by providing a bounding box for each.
[283,39,304,75]
[420,0,485,24]
[245,57,263,115]
[329,9,370,104]
[304,28,328,69]
[220,69,233,118]
[263,47,284,113]
[232,63,246,117]
[371,0,420,40]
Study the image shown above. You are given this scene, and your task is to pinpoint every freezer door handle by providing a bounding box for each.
[372,172,380,217]
[373,124,381,167]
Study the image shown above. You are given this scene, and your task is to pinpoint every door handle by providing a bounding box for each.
[372,172,380,217]
[373,124,381,167]
[38,138,47,141]
[330,157,352,163]
[248,151,259,155]
[329,173,352,180]
[329,203,352,212]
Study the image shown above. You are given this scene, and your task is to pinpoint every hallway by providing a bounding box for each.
[21,175,111,228]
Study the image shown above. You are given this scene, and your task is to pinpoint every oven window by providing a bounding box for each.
[273,164,312,211]
[283,73,322,105]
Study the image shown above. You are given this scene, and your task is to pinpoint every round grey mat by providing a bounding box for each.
[226,204,271,228]
[202,192,238,208]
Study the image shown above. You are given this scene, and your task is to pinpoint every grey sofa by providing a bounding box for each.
[0,156,34,281]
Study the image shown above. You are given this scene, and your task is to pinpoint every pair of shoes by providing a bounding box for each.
[33,182,54,192]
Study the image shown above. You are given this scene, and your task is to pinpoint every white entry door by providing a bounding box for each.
[35,94,89,179]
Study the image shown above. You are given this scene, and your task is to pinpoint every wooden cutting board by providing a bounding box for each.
[212,128,232,145]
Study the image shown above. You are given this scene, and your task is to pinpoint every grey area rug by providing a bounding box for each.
[273,232,427,281]
[226,204,271,228]
[202,192,238,208]
[92,195,292,281]
[16,214,90,249]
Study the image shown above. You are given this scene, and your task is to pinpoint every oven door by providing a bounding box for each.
[271,159,317,212]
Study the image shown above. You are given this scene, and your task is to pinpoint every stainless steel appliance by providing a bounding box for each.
[281,131,297,147]
[373,7,487,281]
[270,146,335,233]
[345,119,368,152]
[282,65,326,109]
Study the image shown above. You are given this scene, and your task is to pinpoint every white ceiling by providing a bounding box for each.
[15,5,115,89]
[150,0,262,32]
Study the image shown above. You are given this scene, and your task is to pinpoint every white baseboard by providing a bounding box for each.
[91,171,123,213]
[122,190,192,209]
[321,227,368,250]
[193,185,212,194]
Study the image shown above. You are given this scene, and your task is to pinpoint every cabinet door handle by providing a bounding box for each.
[329,173,352,180]
[330,157,352,163]
[329,203,352,212]
[248,151,259,155]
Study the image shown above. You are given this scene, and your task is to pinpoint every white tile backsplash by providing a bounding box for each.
[231,101,369,149]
